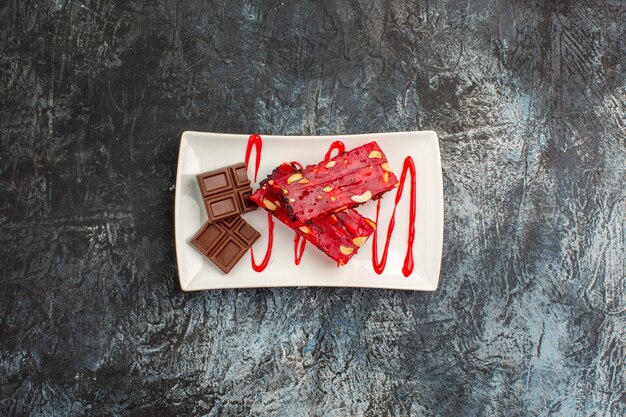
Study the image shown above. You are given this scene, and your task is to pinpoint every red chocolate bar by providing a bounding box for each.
[297,210,376,265]
[250,163,298,225]
[265,142,398,224]
[250,163,376,265]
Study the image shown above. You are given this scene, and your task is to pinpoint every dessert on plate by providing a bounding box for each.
[189,141,399,273]
[251,142,397,266]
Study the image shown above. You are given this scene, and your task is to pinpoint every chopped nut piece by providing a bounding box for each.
[325,161,337,168]
[323,185,334,192]
[352,236,368,247]
[340,245,354,255]
[287,173,303,184]
[381,162,392,172]
[351,190,372,203]
[383,172,390,183]
[364,218,377,230]
[299,226,311,234]
[368,150,382,159]
[298,178,310,184]
[263,199,277,211]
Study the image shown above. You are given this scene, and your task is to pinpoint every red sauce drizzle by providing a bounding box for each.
[324,141,345,161]
[372,157,417,277]
[251,212,274,272]
[245,134,262,182]
[245,134,274,272]
[291,161,304,170]
[293,234,306,265]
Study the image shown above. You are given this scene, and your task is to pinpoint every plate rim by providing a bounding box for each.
[174,131,443,291]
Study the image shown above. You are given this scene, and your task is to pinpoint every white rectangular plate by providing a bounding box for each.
[175,131,443,291]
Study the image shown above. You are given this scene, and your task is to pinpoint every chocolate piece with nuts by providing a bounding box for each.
[297,210,376,266]
[250,162,376,266]
[262,142,398,225]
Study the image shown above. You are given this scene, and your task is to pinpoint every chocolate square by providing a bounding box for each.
[232,164,250,186]
[196,163,256,223]
[191,223,225,255]
[237,188,256,213]
[205,195,239,220]
[198,171,233,197]
[211,237,247,274]
[190,216,261,274]
[234,220,259,243]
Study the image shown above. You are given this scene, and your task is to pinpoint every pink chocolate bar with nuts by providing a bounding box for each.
[268,142,398,225]
[297,210,376,266]
[250,163,376,265]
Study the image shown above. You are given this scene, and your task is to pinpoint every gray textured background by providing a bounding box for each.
[1,0,624,416]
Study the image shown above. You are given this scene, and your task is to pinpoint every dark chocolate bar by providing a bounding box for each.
[196,163,256,223]
[191,216,260,274]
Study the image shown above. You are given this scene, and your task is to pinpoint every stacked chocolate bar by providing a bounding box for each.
[250,142,398,266]
[191,163,260,273]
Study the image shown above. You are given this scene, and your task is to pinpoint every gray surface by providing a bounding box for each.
[1,0,624,416]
